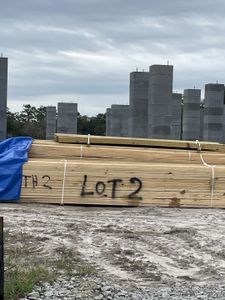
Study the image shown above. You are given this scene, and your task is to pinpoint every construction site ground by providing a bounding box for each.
[2,203,225,299]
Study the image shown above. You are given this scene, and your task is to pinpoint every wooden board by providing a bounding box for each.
[20,159,225,208]
[30,140,225,165]
[54,134,225,152]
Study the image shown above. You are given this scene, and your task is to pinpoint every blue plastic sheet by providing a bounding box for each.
[0,137,33,201]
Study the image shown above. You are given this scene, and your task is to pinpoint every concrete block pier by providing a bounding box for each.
[0,57,8,140]
[203,84,225,143]
[148,64,173,139]
[129,71,149,137]
[46,106,56,140]
[110,104,130,137]
[182,89,201,141]
[105,108,111,136]
[57,102,78,134]
[171,93,182,140]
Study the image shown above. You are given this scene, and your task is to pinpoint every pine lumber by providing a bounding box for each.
[29,140,225,165]
[54,133,225,152]
[20,159,225,208]
[20,136,225,208]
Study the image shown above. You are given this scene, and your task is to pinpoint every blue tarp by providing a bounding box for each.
[0,137,33,201]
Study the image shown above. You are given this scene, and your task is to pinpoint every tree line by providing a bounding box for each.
[7,104,106,139]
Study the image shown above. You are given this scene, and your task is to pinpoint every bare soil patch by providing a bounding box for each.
[1,203,225,291]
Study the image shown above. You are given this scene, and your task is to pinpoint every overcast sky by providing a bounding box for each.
[1,0,225,115]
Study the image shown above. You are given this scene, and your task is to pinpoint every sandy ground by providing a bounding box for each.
[1,203,225,289]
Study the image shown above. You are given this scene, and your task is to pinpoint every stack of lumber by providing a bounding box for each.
[29,139,225,165]
[19,134,225,208]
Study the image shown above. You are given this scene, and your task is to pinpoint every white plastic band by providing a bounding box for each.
[61,159,67,205]
[195,140,216,207]
[80,145,83,159]
[196,140,202,152]
[210,167,215,208]
[87,134,91,145]
[188,151,191,162]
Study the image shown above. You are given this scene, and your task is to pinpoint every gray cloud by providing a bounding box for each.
[1,0,225,115]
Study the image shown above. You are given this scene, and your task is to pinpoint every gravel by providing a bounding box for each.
[23,275,225,300]
[2,204,225,300]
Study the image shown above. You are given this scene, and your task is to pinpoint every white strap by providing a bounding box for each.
[80,145,83,159]
[196,140,202,152]
[87,134,91,145]
[60,159,67,205]
[195,140,216,207]
[188,151,191,162]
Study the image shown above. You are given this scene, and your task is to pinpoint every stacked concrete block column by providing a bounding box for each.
[110,104,130,137]
[182,89,201,141]
[120,105,131,137]
[129,71,149,137]
[171,93,182,140]
[148,64,173,139]
[203,84,224,143]
[105,108,111,136]
[46,106,56,140]
[199,104,204,141]
[0,57,8,141]
[57,102,78,134]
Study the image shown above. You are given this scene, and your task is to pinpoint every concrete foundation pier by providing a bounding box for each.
[182,89,201,141]
[203,84,225,143]
[148,64,173,139]
[199,104,204,141]
[46,106,56,140]
[171,93,182,140]
[0,57,8,141]
[129,71,149,137]
[57,102,78,134]
[110,104,130,137]
[105,108,111,136]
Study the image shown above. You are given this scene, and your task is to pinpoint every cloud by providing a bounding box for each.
[1,0,225,114]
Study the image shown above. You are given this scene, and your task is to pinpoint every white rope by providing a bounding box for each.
[87,134,91,145]
[188,151,191,162]
[195,140,216,207]
[80,145,83,159]
[60,159,67,205]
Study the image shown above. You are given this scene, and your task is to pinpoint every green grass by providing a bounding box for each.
[5,266,55,300]
[4,251,96,300]
[4,232,97,300]
[54,252,97,276]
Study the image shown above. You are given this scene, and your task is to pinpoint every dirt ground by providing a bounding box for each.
[1,203,225,289]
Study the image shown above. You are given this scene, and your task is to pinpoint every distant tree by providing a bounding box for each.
[77,113,106,135]
[77,114,91,135]
[18,104,37,123]
[7,105,105,139]
[7,109,23,137]
[89,113,106,135]
[7,105,47,139]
